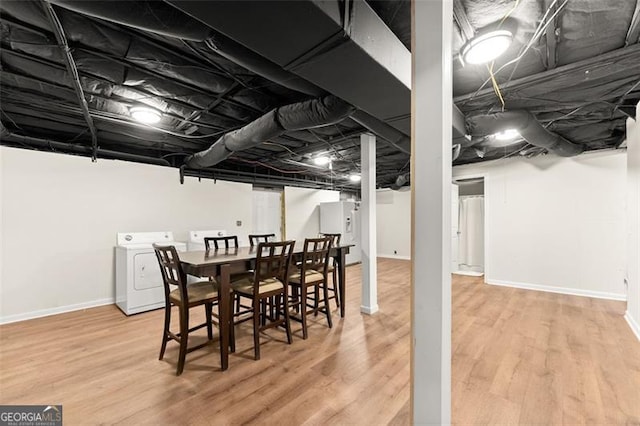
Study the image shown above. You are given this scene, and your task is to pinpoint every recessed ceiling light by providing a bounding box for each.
[461,30,513,65]
[130,106,161,124]
[313,156,331,166]
[349,174,361,182]
[493,128,520,141]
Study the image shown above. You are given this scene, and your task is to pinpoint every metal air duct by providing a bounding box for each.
[169,0,468,147]
[184,95,355,168]
[467,110,584,157]
[48,0,212,41]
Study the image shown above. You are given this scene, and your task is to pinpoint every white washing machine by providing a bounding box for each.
[187,229,227,251]
[115,231,187,315]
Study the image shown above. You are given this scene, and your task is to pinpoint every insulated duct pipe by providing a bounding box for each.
[467,110,584,157]
[0,122,171,167]
[184,95,355,168]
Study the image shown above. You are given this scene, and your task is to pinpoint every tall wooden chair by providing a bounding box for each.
[204,235,252,315]
[153,244,224,375]
[320,233,341,309]
[231,241,295,360]
[248,233,276,247]
[289,237,333,339]
[204,235,239,250]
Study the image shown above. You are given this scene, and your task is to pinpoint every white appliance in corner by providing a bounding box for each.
[115,231,186,315]
[187,229,228,251]
[320,201,361,264]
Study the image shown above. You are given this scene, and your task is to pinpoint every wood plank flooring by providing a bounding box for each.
[1,258,639,424]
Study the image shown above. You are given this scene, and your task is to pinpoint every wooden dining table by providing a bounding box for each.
[179,243,353,370]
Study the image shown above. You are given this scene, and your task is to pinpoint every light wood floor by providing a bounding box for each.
[1,258,639,424]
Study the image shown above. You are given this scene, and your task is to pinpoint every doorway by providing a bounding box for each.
[452,178,485,276]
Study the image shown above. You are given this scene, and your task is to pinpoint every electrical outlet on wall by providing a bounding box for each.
[394,250,397,254]
[236,220,242,226]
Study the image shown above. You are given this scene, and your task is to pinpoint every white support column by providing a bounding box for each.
[360,132,378,315]
[411,0,453,424]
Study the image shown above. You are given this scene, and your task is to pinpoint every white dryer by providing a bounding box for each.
[187,229,227,251]
[115,231,187,315]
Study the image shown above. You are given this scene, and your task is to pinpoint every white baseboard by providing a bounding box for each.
[378,254,411,261]
[486,279,627,301]
[0,297,115,325]
[361,304,379,315]
[453,270,485,277]
[624,311,640,342]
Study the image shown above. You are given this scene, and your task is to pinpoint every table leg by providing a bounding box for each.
[336,249,347,318]
[218,264,231,371]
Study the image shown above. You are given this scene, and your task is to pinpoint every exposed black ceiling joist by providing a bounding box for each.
[43,1,99,160]
[455,43,640,105]
[0,39,235,131]
[544,0,559,70]
[74,46,258,120]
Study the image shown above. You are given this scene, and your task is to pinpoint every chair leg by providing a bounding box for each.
[283,293,293,344]
[177,306,189,376]
[323,280,333,329]
[271,296,277,321]
[274,295,281,320]
[301,285,308,340]
[292,286,300,313]
[159,303,171,360]
[260,299,267,326]
[253,300,261,360]
[333,268,340,308]
[229,313,236,354]
[314,285,319,317]
[205,303,213,340]
[235,293,241,315]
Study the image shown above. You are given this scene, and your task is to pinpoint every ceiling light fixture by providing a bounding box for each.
[130,106,162,124]
[349,174,361,182]
[461,30,513,65]
[493,128,520,141]
[313,155,331,166]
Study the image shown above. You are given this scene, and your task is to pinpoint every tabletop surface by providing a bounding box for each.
[179,243,353,267]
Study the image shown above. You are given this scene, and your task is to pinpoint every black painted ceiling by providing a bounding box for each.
[1,0,638,189]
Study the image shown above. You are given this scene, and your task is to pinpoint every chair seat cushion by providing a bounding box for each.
[231,277,284,296]
[169,281,219,304]
[289,268,325,285]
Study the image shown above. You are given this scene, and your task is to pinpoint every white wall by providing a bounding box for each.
[0,147,253,322]
[625,105,640,340]
[454,150,628,300]
[376,189,411,259]
[283,186,339,241]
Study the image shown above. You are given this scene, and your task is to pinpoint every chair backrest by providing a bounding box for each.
[249,233,276,247]
[204,235,239,250]
[153,244,187,303]
[320,233,341,247]
[252,241,295,296]
[301,236,332,277]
